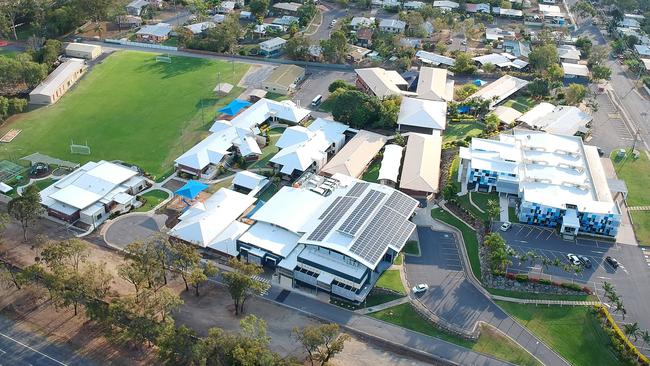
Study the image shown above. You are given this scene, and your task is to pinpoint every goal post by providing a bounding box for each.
[70,140,91,155]
[156,54,172,63]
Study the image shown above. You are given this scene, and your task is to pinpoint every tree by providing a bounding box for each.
[587,45,609,67]
[297,0,317,27]
[157,324,202,365]
[484,113,500,134]
[527,78,550,98]
[328,80,355,93]
[451,52,477,74]
[321,31,348,63]
[249,0,269,19]
[591,65,612,81]
[118,260,148,296]
[221,258,269,315]
[172,241,201,292]
[529,44,559,72]
[7,185,43,241]
[544,63,564,83]
[40,238,88,273]
[0,0,27,40]
[484,232,510,271]
[455,83,478,101]
[284,34,310,61]
[486,198,500,225]
[293,324,350,366]
[482,62,496,73]
[0,260,23,290]
[641,329,650,347]
[188,261,218,296]
[571,2,596,25]
[613,299,626,320]
[623,322,640,342]
[41,39,62,67]
[330,89,381,129]
[393,132,406,147]
[123,241,166,290]
[575,37,592,58]
[564,84,587,105]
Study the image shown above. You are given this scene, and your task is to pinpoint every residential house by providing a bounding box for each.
[562,63,590,83]
[397,97,447,134]
[378,19,406,33]
[518,103,592,136]
[135,23,172,43]
[399,132,442,198]
[350,17,375,30]
[415,50,455,67]
[273,2,302,15]
[558,44,581,63]
[416,66,454,102]
[378,144,403,187]
[433,0,460,11]
[185,21,217,35]
[321,130,388,178]
[471,75,529,108]
[356,28,374,48]
[355,67,416,98]
[260,37,288,57]
[466,3,490,13]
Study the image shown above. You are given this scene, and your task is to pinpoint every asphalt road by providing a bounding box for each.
[405,228,569,366]
[0,313,97,366]
[497,221,650,352]
[309,3,350,42]
[292,69,356,118]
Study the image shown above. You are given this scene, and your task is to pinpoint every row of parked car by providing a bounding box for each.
[567,253,620,269]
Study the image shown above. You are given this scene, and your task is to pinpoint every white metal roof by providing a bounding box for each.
[30,58,85,98]
[355,67,412,99]
[415,50,455,66]
[40,161,138,211]
[379,19,406,29]
[176,98,310,170]
[260,37,287,49]
[493,106,522,124]
[399,132,442,193]
[378,144,403,183]
[635,44,650,56]
[185,21,216,34]
[517,102,556,125]
[562,62,589,76]
[397,97,447,131]
[233,171,268,190]
[251,186,329,233]
[471,75,529,108]
[416,67,454,102]
[238,221,301,258]
[433,0,460,8]
[65,43,101,54]
[558,45,581,60]
[169,188,255,247]
[136,23,172,37]
[521,105,592,136]
[473,53,510,66]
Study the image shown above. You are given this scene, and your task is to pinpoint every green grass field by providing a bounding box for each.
[631,211,650,245]
[135,189,170,212]
[496,302,621,366]
[0,51,249,179]
[611,150,650,207]
[375,270,405,294]
[503,96,535,113]
[431,207,481,279]
[487,288,596,301]
[402,240,420,256]
[508,207,519,223]
[371,303,541,366]
[443,122,483,144]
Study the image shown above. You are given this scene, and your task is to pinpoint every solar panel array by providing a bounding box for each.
[349,206,416,266]
[385,191,418,217]
[308,196,356,241]
[347,182,369,197]
[318,196,341,219]
[338,190,385,236]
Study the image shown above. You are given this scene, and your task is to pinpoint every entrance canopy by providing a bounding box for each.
[175,180,208,200]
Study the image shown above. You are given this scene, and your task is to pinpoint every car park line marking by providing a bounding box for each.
[0,348,5,354]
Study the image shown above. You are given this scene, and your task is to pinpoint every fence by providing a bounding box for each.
[104,39,178,52]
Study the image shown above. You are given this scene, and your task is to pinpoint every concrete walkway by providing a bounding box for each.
[490,295,600,306]
[628,206,650,211]
[499,193,509,222]
[355,296,410,315]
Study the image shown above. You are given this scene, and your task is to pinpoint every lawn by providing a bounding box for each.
[402,240,420,256]
[371,303,541,366]
[31,178,56,192]
[610,150,650,207]
[375,270,405,294]
[364,292,404,308]
[443,122,483,144]
[0,50,20,58]
[135,189,170,212]
[248,129,283,170]
[455,192,498,223]
[265,92,290,101]
[503,96,535,113]
[0,51,249,179]
[508,207,519,223]
[361,160,380,183]
[431,207,481,279]
[258,183,279,202]
[487,288,596,301]
[631,211,650,246]
[496,302,621,366]
[205,176,235,194]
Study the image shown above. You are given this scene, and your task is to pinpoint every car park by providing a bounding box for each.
[500,222,512,232]
[566,253,581,266]
[606,256,620,268]
[579,255,592,268]
[412,283,429,294]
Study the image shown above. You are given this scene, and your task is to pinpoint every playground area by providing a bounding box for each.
[0,51,250,179]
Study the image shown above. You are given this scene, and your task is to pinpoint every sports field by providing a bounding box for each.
[0,51,249,179]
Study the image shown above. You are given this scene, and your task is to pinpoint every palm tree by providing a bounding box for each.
[486,199,500,228]
[623,322,640,342]
[553,258,562,267]
[613,299,626,320]
[640,330,650,347]
[541,257,552,270]
[606,291,620,303]
[602,281,614,295]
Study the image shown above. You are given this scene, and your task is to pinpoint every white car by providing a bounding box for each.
[500,222,512,232]
[567,253,581,266]
[412,284,429,294]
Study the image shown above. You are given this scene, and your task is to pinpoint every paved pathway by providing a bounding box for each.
[355,296,410,315]
[499,193,509,222]
[628,206,650,211]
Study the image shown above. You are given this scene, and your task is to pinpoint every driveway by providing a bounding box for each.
[309,4,349,41]
[293,69,356,118]
[497,222,650,349]
[405,227,569,366]
[103,213,167,249]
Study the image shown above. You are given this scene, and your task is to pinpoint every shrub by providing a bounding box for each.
[538,278,552,285]
[506,272,516,280]
[560,282,583,292]
[582,286,592,295]
[529,277,539,283]
[514,274,529,282]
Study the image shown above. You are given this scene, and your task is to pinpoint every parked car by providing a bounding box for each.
[597,147,605,157]
[500,222,512,232]
[566,253,581,266]
[606,256,620,268]
[579,255,592,268]
[412,284,429,294]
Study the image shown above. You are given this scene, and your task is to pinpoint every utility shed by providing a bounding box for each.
[65,43,102,60]
[262,65,305,95]
[29,58,86,105]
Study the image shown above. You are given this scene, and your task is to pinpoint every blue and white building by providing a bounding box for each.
[237,173,418,303]
[458,131,621,239]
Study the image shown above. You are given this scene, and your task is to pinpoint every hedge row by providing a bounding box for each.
[502,273,592,294]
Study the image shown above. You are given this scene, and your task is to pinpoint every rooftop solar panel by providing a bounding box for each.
[338,190,385,236]
[308,196,356,241]
[318,196,341,219]
[347,182,369,197]
[384,191,418,217]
